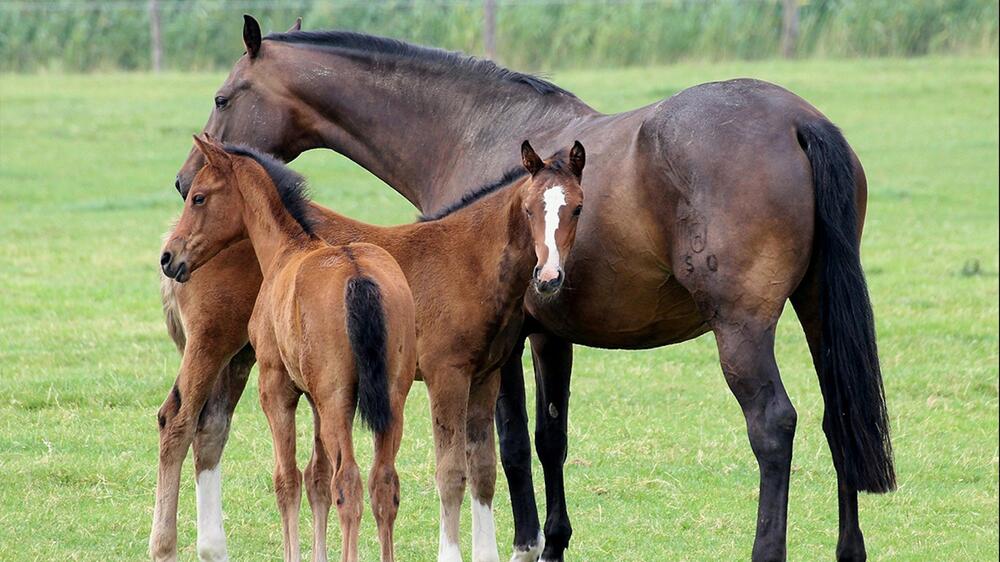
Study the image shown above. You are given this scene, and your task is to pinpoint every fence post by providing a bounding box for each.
[484,0,497,60]
[149,0,163,72]
[780,0,799,58]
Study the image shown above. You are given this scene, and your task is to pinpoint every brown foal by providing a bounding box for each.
[157,138,585,561]
[161,135,417,562]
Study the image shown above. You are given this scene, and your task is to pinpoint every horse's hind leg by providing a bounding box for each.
[259,361,304,562]
[710,309,796,562]
[369,395,405,562]
[316,394,363,562]
[191,344,254,562]
[791,268,866,561]
[304,397,333,562]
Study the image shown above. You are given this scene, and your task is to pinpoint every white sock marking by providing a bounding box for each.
[439,502,463,562]
[541,185,566,279]
[195,467,229,562]
[509,530,545,562]
[472,500,500,562]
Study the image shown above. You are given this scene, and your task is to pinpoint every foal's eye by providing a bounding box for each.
[572,205,583,217]
[192,194,206,206]
[214,96,229,109]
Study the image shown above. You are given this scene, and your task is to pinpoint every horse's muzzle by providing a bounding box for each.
[160,251,190,283]
[533,267,564,296]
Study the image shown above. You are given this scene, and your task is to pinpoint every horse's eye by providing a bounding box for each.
[214,96,229,109]
[572,205,582,217]
[192,194,206,206]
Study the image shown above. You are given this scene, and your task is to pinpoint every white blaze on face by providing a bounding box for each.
[472,500,500,562]
[195,467,229,562]
[539,185,566,282]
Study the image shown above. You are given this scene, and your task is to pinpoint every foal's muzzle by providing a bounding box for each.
[533,267,564,295]
[160,250,190,283]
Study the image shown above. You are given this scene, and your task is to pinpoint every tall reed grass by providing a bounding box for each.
[0,0,996,72]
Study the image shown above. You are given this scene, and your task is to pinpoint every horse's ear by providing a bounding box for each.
[288,17,302,32]
[521,140,544,176]
[243,14,262,59]
[193,134,230,168]
[569,140,586,179]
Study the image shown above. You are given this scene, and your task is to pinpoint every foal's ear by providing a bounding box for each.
[193,134,230,168]
[569,140,586,179]
[521,141,544,176]
[243,14,263,59]
[287,17,302,32]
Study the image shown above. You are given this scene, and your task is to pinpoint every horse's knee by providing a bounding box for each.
[436,463,468,503]
[534,426,567,466]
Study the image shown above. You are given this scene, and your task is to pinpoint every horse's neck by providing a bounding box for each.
[412,187,536,305]
[236,172,313,274]
[309,189,535,305]
[281,46,597,213]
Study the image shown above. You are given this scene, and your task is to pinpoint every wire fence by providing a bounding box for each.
[0,0,996,72]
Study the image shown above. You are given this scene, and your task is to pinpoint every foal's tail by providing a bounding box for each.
[797,120,896,494]
[344,276,393,434]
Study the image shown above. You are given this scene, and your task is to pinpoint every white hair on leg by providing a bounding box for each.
[509,530,545,562]
[196,467,229,562]
[472,499,500,562]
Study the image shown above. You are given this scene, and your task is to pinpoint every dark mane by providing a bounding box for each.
[223,145,316,238]
[418,166,528,222]
[421,147,576,221]
[265,29,576,98]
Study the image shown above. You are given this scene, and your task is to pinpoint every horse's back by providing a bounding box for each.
[286,243,415,390]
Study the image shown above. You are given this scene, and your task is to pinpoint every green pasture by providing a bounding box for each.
[0,57,997,560]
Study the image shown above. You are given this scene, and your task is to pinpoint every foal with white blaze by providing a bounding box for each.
[158,138,585,562]
[161,135,417,562]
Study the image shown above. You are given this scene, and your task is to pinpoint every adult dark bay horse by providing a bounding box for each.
[159,16,894,562]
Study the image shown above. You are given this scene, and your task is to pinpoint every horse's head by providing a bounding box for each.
[162,135,251,282]
[519,140,586,297]
[175,15,310,199]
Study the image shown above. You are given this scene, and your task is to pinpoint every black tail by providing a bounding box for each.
[344,276,392,434]
[798,120,896,493]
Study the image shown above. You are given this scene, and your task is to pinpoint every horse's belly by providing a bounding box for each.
[527,267,708,350]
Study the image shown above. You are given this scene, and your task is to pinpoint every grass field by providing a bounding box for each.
[0,57,997,560]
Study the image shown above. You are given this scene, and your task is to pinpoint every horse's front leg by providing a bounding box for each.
[191,344,255,562]
[529,333,573,562]
[424,365,472,562]
[150,335,246,562]
[495,337,543,561]
[467,372,502,562]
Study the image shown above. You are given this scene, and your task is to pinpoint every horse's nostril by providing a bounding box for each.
[160,251,172,266]
[174,176,181,192]
[533,266,542,279]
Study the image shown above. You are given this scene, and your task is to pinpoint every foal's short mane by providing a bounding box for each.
[264,29,576,98]
[223,145,316,238]
[419,148,575,222]
[418,166,528,222]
